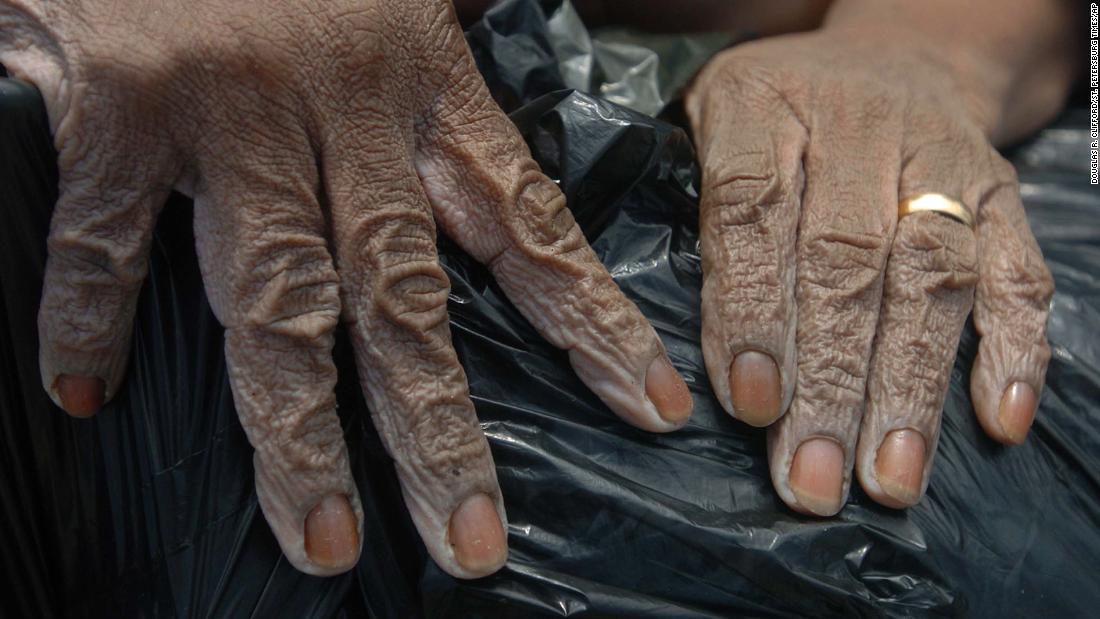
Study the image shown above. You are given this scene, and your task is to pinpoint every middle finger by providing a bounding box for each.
[855,118,985,508]
[323,118,507,579]
[768,88,901,516]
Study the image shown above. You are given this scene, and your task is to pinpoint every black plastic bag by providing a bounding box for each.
[2,2,1099,616]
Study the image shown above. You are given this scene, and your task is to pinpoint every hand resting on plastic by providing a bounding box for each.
[682,0,1075,514]
[0,0,693,577]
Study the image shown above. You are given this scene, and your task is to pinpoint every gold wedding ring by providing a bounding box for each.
[898,193,974,228]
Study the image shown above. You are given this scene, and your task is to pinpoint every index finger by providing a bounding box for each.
[413,15,693,432]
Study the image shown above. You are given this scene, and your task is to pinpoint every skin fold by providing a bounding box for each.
[0,0,693,578]
[0,0,1077,576]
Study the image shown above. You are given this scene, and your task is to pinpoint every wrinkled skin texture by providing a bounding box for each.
[685,24,1056,515]
[0,0,692,577]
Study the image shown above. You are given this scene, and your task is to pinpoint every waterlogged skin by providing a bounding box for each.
[683,0,1075,515]
[0,0,693,577]
[0,0,1077,578]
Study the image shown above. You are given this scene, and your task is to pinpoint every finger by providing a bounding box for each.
[767,100,900,516]
[414,22,692,433]
[322,120,507,579]
[37,91,173,417]
[685,67,806,427]
[192,150,361,577]
[970,155,1054,445]
[855,129,982,507]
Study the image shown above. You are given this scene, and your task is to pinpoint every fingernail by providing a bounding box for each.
[874,429,926,507]
[304,494,359,571]
[789,438,845,516]
[728,351,782,426]
[998,382,1037,445]
[449,493,507,575]
[54,375,105,418]
[645,355,693,424]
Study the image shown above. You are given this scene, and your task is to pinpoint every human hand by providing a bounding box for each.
[0,0,691,576]
[684,24,1054,515]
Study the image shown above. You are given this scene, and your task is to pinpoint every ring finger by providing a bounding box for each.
[856,121,991,507]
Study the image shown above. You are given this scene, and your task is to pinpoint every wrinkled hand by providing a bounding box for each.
[685,26,1053,515]
[0,0,692,576]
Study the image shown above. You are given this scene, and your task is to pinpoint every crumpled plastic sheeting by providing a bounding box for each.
[3,3,1100,618]
[422,94,1100,619]
[545,1,731,116]
[472,0,730,117]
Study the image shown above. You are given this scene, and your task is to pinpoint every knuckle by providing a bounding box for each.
[47,233,147,290]
[350,209,450,333]
[377,258,451,333]
[704,157,789,227]
[893,214,979,291]
[801,228,889,295]
[47,196,155,289]
[501,165,586,262]
[238,243,341,340]
[41,207,151,345]
[794,229,889,409]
